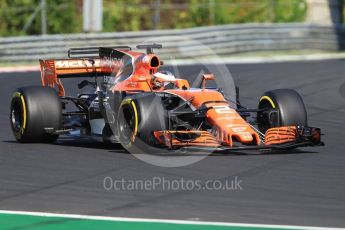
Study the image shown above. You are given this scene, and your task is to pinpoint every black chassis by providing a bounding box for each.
[54,81,324,151]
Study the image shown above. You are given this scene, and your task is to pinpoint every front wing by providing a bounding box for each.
[153,126,324,152]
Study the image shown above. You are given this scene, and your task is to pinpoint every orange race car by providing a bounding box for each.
[10,44,323,153]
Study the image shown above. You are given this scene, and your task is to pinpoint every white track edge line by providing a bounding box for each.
[0,210,344,230]
[0,66,40,73]
[1,52,345,73]
[165,53,345,65]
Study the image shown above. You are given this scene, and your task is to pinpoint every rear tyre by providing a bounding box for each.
[117,94,168,153]
[10,86,61,143]
[257,89,307,133]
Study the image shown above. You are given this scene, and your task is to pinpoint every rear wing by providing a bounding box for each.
[67,46,131,58]
[39,46,131,96]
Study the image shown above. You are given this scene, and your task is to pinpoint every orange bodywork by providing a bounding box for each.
[164,89,261,146]
[39,50,189,96]
[264,126,298,145]
[40,58,111,96]
[153,130,220,148]
[39,48,299,148]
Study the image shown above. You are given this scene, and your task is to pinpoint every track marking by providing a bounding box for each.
[165,53,345,65]
[0,210,343,230]
[2,52,345,74]
[0,66,40,73]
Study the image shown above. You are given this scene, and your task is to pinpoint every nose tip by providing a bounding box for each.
[233,132,254,144]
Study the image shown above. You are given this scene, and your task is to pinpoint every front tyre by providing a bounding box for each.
[117,94,168,153]
[257,89,307,133]
[10,86,62,143]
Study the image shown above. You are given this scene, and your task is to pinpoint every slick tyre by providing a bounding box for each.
[10,86,62,143]
[117,94,168,153]
[257,89,307,133]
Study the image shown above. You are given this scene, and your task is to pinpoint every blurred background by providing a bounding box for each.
[0,0,344,63]
[0,0,311,35]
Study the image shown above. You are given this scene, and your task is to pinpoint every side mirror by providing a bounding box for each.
[201,74,215,89]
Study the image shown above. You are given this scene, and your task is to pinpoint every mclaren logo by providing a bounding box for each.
[55,60,100,68]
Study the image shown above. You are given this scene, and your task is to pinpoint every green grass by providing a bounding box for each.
[0,213,298,230]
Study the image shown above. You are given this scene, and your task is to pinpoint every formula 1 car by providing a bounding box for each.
[10,44,323,153]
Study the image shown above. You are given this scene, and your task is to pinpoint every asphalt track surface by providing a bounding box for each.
[0,60,345,228]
